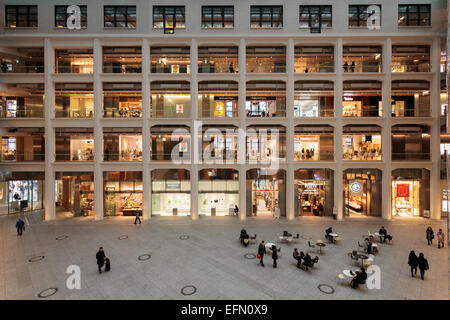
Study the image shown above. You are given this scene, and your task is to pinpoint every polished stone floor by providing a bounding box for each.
[0,210,448,300]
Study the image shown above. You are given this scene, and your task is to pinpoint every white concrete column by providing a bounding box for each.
[333,38,344,220]
[238,38,247,220]
[381,38,392,220]
[93,39,103,221]
[142,39,151,220]
[286,38,295,220]
[430,37,441,220]
[44,38,55,221]
[190,38,199,220]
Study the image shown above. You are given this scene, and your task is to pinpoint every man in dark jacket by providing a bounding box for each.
[15,218,25,236]
[351,267,367,289]
[272,245,278,268]
[258,241,266,267]
[96,247,106,274]
[417,253,429,280]
[378,226,387,242]
[302,253,312,271]
[293,248,302,268]
[134,211,141,224]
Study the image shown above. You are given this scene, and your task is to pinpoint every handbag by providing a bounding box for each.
[256,254,261,259]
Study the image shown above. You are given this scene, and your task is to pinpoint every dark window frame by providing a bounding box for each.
[5,5,38,28]
[103,5,136,28]
[250,5,283,28]
[153,6,186,33]
[54,5,87,28]
[348,4,382,28]
[398,4,431,27]
[201,6,234,29]
[299,5,332,28]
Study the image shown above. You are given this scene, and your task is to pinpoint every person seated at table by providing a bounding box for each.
[365,237,375,254]
[282,230,292,237]
[378,226,388,243]
[240,228,249,245]
[302,253,312,271]
[325,227,333,241]
[350,267,368,289]
[293,248,302,268]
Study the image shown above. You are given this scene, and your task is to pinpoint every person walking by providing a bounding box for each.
[134,211,141,224]
[417,253,429,280]
[426,227,434,245]
[96,247,106,274]
[272,245,278,268]
[15,218,25,236]
[437,228,445,248]
[258,241,266,267]
[408,250,418,277]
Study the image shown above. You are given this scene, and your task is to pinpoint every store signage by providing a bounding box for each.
[176,104,184,114]
[396,184,410,198]
[66,5,81,30]
[349,180,363,196]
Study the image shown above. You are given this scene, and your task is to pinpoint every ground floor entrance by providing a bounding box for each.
[392,180,420,217]
[0,176,43,215]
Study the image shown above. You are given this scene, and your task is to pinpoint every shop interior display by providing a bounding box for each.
[343,135,381,160]
[297,181,326,216]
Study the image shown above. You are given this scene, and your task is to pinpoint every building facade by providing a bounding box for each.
[0,0,448,221]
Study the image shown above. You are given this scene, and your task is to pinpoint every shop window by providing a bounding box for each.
[151,81,190,118]
[343,80,382,117]
[152,169,190,216]
[391,80,430,117]
[299,6,332,28]
[103,130,142,161]
[103,82,142,118]
[104,6,136,28]
[246,46,286,73]
[294,46,334,73]
[198,46,238,74]
[343,46,382,73]
[398,4,431,27]
[344,169,382,217]
[201,6,234,29]
[294,81,334,117]
[153,6,185,33]
[392,45,430,72]
[199,81,238,118]
[6,5,38,28]
[343,125,382,161]
[55,83,94,118]
[0,47,44,73]
[104,172,142,217]
[348,5,381,28]
[103,47,142,73]
[55,173,94,217]
[0,84,45,118]
[151,125,190,162]
[151,46,190,74]
[55,49,93,73]
[250,6,283,28]
[392,169,430,217]
[246,126,286,162]
[294,125,334,161]
[246,81,286,117]
[55,5,87,28]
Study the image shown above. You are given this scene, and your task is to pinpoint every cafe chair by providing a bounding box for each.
[308,241,315,249]
[249,234,257,244]
[348,250,359,264]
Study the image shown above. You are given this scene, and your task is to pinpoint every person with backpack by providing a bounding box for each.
[426,227,434,245]
[96,247,106,274]
[257,241,266,267]
[437,228,445,248]
[15,218,25,236]
[417,253,429,280]
[408,250,418,277]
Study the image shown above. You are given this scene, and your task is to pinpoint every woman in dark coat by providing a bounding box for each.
[272,245,278,268]
[408,250,418,277]
[96,247,105,274]
[417,253,429,280]
[426,227,434,245]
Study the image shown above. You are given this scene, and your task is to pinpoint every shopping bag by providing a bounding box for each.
[256,254,261,259]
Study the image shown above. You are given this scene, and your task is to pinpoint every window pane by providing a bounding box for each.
[127,7,136,28]
[224,8,234,28]
[176,8,185,28]
[202,7,212,28]
[153,8,163,28]
[250,7,261,28]
[273,7,283,27]
[261,8,272,28]
[213,7,222,28]
[104,7,115,27]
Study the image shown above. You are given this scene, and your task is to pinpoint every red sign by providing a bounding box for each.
[396,184,410,198]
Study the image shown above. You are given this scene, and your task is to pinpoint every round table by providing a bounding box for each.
[329,233,339,243]
[357,254,368,267]
[316,242,326,253]
[343,270,354,278]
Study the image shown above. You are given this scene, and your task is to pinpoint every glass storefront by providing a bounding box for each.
[246,126,286,162]
[343,80,382,117]
[247,169,286,218]
[1,128,45,162]
[103,129,142,161]
[0,83,45,118]
[0,172,44,215]
[103,82,142,118]
[294,125,334,161]
[295,169,334,217]
[55,83,94,118]
[151,81,190,118]
[198,81,238,118]
[246,81,286,117]
[343,169,382,217]
[198,46,238,73]
[294,81,334,117]
[199,169,239,216]
[152,169,190,216]
[55,129,94,161]
[104,171,142,216]
[55,172,94,217]
[343,125,382,161]
[392,169,430,217]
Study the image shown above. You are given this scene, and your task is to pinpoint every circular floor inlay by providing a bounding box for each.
[138,254,151,261]
[118,235,128,240]
[318,284,335,294]
[37,287,58,298]
[244,253,256,259]
[181,285,197,296]
[28,255,45,263]
[56,235,68,240]
[301,235,312,240]
[179,235,190,240]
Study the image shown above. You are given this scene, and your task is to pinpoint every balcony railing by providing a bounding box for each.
[343,151,382,161]
[54,65,93,74]
[151,152,190,161]
[103,152,143,161]
[55,152,94,161]
[0,153,45,162]
[392,153,430,161]
[294,151,334,161]
[103,65,142,73]
[0,66,44,73]
[0,109,44,118]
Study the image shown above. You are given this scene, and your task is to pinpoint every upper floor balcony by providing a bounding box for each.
[55,49,93,74]
[55,83,94,118]
[198,81,238,118]
[0,83,44,118]
[391,80,430,117]
[343,80,382,117]
[246,125,286,162]
[342,125,382,161]
[294,46,334,73]
[246,81,286,117]
[103,128,142,161]
[0,127,44,162]
[151,46,190,74]
[151,125,190,161]
[392,45,430,73]
[201,125,238,162]
[343,46,382,73]
[198,46,238,74]
[294,81,334,118]
[0,47,44,74]
[392,125,430,161]
[55,128,94,161]
[103,82,142,118]
[151,81,190,118]
[246,46,286,73]
[294,125,334,161]
[103,46,141,74]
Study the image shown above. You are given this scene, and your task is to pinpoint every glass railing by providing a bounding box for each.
[391,109,431,117]
[0,66,44,73]
[294,64,334,73]
[201,151,238,161]
[343,64,381,73]
[151,65,190,74]
[151,152,191,161]
[55,152,94,161]
[103,64,142,73]
[343,151,382,161]
[294,151,334,161]
[198,63,238,74]
[392,153,430,161]
[0,109,44,118]
[150,109,190,118]
[246,63,286,73]
[103,109,142,118]
[0,153,45,161]
[391,63,430,73]
[54,65,94,74]
[103,152,143,161]
[343,107,382,117]
[55,110,94,118]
